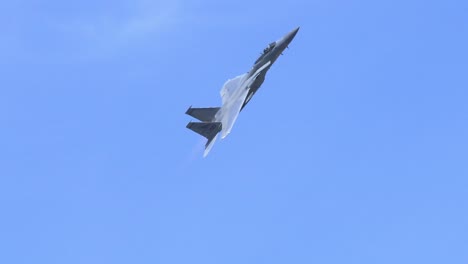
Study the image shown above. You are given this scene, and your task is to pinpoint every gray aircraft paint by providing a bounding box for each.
[186,27,300,157]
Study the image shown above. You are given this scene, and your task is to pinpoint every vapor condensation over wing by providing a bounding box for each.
[220,74,247,104]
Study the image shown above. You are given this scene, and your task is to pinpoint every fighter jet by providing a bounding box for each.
[186,27,300,157]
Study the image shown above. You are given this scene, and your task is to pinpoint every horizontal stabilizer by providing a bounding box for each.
[186,121,222,157]
[186,122,222,139]
[185,107,220,122]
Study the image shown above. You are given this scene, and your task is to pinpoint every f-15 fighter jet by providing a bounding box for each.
[186,27,300,157]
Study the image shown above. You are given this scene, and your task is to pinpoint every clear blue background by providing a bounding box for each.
[1,0,467,263]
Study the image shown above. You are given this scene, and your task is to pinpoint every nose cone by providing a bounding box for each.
[277,27,300,50]
[287,27,300,41]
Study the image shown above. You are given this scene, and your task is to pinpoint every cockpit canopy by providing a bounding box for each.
[255,42,276,64]
[263,42,276,54]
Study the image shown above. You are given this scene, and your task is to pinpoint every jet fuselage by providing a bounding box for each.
[241,27,300,109]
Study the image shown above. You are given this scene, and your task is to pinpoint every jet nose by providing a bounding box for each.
[277,27,300,49]
[288,27,300,40]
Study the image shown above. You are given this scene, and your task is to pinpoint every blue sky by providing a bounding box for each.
[1,0,468,263]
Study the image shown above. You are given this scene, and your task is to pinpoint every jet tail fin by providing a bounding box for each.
[186,121,222,157]
[185,107,220,122]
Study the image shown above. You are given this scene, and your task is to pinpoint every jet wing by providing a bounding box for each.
[220,60,271,138]
[220,73,247,105]
[220,87,250,138]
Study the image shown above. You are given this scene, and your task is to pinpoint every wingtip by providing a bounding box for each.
[220,128,228,139]
[185,105,193,115]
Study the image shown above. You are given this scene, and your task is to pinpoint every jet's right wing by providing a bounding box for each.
[220,73,247,104]
[220,60,271,138]
[220,87,250,138]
